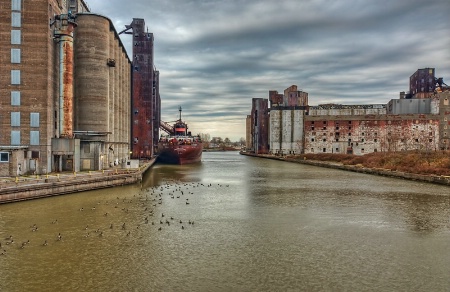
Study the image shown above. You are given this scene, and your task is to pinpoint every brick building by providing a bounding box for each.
[247,69,449,156]
[0,0,160,176]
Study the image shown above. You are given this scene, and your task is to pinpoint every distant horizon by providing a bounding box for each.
[88,0,450,142]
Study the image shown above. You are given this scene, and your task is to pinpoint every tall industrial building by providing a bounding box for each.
[250,98,269,154]
[0,0,160,176]
[121,18,160,159]
[410,68,436,99]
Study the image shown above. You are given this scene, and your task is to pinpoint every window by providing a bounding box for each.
[361,148,365,153]
[30,131,40,145]
[11,131,20,145]
[0,152,9,162]
[11,30,21,44]
[322,148,326,153]
[11,112,20,126]
[322,139,326,142]
[11,48,20,63]
[11,91,20,106]
[361,139,364,142]
[335,148,339,152]
[11,12,21,27]
[12,0,21,10]
[374,139,378,142]
[30,113,40,127]
[311,148,314,153]
[311,138,314,142]
[429,139,433,143]
[11,70,20,85]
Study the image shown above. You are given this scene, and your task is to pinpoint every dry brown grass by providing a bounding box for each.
[292,151,450,176]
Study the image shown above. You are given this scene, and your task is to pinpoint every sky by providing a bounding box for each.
[87,0,450,141]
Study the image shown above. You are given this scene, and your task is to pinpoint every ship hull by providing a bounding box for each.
[157,143,203,165]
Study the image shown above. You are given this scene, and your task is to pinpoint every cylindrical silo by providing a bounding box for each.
[73,14,110,133]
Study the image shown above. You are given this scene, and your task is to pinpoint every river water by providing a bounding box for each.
[0,151,449,291]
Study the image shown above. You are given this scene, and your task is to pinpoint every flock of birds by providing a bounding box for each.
[0,181,229,257]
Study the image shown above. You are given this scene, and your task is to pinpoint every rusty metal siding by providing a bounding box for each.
[251,98,269,154]
[129,18,155,159]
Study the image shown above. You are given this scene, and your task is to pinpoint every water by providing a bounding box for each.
[0,152,449,291]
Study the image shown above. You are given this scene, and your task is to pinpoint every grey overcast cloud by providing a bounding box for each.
[87,0,449,141]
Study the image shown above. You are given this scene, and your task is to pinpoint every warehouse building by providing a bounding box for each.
[248,69,449,156]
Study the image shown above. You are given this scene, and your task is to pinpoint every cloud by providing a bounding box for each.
[87,0,450,140]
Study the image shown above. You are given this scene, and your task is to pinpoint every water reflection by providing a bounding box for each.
[0,152,449,291]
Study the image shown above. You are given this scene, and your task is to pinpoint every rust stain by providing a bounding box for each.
[62,40,74,137]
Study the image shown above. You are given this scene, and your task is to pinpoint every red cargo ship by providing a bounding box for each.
[157,107,203,164]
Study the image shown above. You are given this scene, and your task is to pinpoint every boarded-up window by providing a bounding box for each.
[83,144,90,153]
[30,113,40,127]
[11,91,20,106]
[30,131,40,145]
[11,12,21,27]
[11,112,20,126]
[11,131,20,145]
[11,48,20,63]
[11,30,21,44]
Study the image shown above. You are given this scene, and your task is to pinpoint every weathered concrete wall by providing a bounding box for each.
[304,115,439,155]
[308,104,386,116]
[74,14,110,132]
[73,13,131,170]
[387,98,434,115]
[269,109,304,155]
[0,159,155,204]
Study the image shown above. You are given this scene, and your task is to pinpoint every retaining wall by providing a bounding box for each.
[0,159,155,204]
[240,152,450,186]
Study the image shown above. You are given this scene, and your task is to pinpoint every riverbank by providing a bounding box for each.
[240,152,450,186]
[0,158,157,204]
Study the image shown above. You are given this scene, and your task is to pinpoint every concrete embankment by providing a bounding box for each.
[0,158,156,204]
[240,152,450,186]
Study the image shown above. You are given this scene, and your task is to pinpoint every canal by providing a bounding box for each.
[1,151,449,291]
